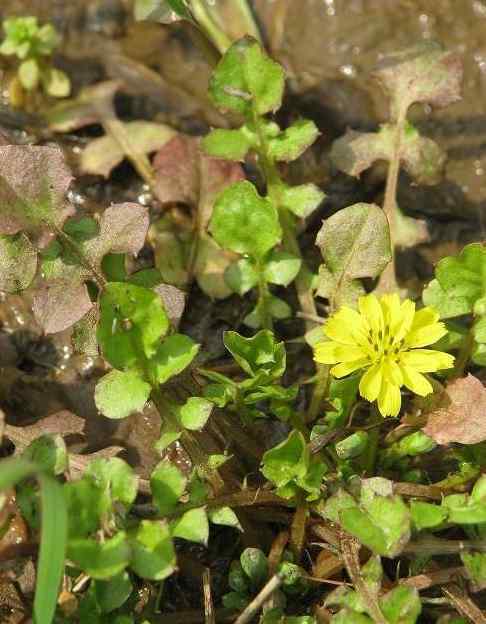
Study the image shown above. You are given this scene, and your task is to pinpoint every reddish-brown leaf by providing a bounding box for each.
[423,374,486,445]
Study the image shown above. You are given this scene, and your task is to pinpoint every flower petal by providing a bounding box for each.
[382,357,403,386]
[399,349,455,373]
[400,365,433,396]
[334,344,368,362]
[380,293,401,332]
[406,321,447,348]
[393,299,415,344]
[358,294,383,335]
[410,307,439,331]
[331,358,369,378]
[314,340,342,364]
[359,362,383,402]
[324,307,367,346]
[377,381,402,417]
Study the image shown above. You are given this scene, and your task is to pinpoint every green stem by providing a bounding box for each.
[190,0,232,55]
[452,327,475,379]
[256,259,273,330]
[364,406,382,476]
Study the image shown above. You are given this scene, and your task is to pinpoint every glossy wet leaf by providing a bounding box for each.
[130,520,176,580]
[98,282,169,369]
[315,203,391,309]
[209,36,284,115]
[210,180,281,260]
[423,375,486,445]
[95,370,151,420]
[171,507,208,545]
[150,461,186,515]
[149,333,199,384]
[68,532,131,580]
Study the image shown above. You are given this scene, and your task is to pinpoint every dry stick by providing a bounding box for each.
[403,537,486,556]
[233,573,283,624]
[400,567,466,591]
[203,568,216,624]
[290,498,308,560]
[442,584,486,624]
[340,534,387,624]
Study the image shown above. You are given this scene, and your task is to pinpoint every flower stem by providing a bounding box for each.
[452,327,475,379]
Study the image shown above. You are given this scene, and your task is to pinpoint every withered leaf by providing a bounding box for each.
[315,203,391,310]
[423,374,486,445]
[331,124,446,186]
[80,121,177,178]
[0,145,74,236]
[151,135,243,298]
[154,283,186,328]
[372,41,463,121]
[33,203,149,334]
[4,410,85,453]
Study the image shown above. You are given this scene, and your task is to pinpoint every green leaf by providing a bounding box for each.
[316,203,391,309]
[240,548,268,586]
[423,244,486,319]
[93,571,133,613]
[34,474,68,624]
[209,36,284,115]
[154,429,181,453]
[65,477,109,538]
[223,330,286,379]
[68,532,131,580]
[23,434,67,475]
[202,127,254,161]
[223,591,249,611]
[210,180,281,260]
[0,233,37,292]
[149,333,199,384]
[97,282,169,369]
[410,501,448,530]
[268,120,320,162]
[331,610,372,624]
[134,0,191,21]
[461,552,486,589]
[225,258,259,295]
[261,430,309,489]
[64,216,99,242]
[380,585,421,623]
[18,58,40,90]
[95,370,151,420]
[229,561,249,593]
[171,507,209,545]
[150,461,186,515]
[281,183,325,219]
[208,506,243,531]
[335,431,368,459]
[130,520,176,580]
[340,495,411,557]
[178,397,213,431]
[42,67,71,98]
[85,458,138,507]
[264,250,302,286]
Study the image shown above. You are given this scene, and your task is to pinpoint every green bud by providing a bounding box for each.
[335,431,369,459]
[395,431,436,456]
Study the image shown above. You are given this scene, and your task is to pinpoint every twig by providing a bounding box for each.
[203,568,215,624]
[290,499,308,560]
[233,573,283,624]
[442,584,486,623]
[400,567,466,591]
[403,537,486,556]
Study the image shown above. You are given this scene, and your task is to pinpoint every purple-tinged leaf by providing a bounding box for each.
[0,145,73,236]
[0,233,37,292]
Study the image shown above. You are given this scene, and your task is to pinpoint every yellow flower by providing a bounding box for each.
[314,293,455,417]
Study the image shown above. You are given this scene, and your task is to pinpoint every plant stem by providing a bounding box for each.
[452,327,475,378]
[151,388,225,494]
[377,118,406,294]
[233,573,283,624]
[256,259,273,330]
[190,0,232,55]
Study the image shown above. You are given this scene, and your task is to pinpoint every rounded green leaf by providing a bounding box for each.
[225,258,259,295]
[85,458,138,507]
[130,520,176,581]
[171,507,209,545]
[68,532,131,580]
[94,571,133,614]
[178,397,213,431]
[150,460,186,515]
[42,67,71,98]
[264,250,302,286]
[95,370,151,420]
[149,333,199,384]
[240,548,268,586]
[210,181,281,260]
[18,58,40,90]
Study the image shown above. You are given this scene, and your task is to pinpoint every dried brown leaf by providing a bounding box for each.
[4,410,85,452]
[423,375,486,445]
[372,41,463,121]
[154,283,186,327]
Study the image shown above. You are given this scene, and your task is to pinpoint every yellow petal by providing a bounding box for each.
[331,358,369,378]
[400,365,433,396]
[410,307,440,331]
[324,307,367,346]
[399,349,455,373]
[358,294,382,335]
[382,357,403,386]
[380,293,401,332]
[377,381,402,417]
[334,344,368,362]
[359,362,383,402]
[393,299,415,344]
[406,321,447,348]
[314,340,341,364]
